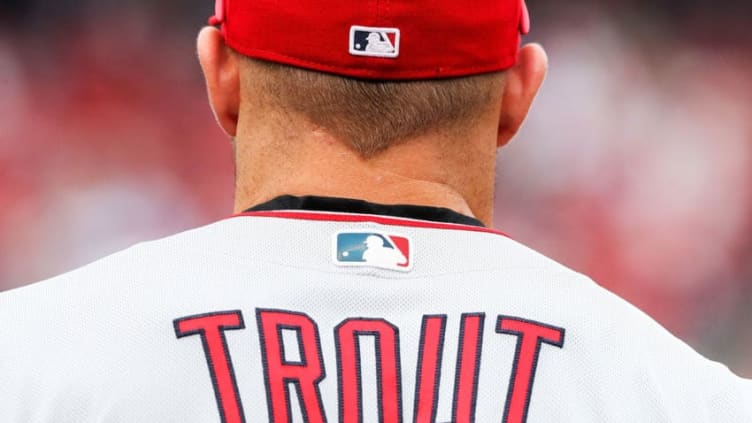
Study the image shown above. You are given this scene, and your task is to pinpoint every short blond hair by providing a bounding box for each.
[239,57,503,157]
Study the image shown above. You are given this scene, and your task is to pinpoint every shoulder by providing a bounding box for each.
[0,214,337,317]
[545,271,752,418]
[0,219,234,315]
[483,238,752,410]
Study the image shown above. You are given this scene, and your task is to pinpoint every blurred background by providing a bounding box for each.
[1,1,750,376]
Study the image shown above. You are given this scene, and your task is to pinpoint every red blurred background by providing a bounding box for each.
[1,1,750,376]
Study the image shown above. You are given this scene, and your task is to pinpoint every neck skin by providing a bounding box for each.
[197,27,547,228]
[232,98,503,226]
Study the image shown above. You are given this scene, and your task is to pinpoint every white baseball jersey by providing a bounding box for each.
[1,196,750,423]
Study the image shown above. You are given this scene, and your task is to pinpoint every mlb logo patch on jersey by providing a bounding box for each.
[349,26,400,58]
[334,231,412,271]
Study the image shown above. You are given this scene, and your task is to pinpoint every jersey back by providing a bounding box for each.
[1,211,750,422]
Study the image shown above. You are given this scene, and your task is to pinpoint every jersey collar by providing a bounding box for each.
[242,195,486,227]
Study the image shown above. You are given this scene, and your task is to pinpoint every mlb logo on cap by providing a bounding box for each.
[334,231,412,271]
[349,26,400,59]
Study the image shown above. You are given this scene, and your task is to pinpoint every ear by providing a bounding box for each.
[497,43,548,147]
[197,26,240,137]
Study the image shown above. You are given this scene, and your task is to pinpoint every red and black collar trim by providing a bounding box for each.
[234,195,508,236]
[244,195,484,226]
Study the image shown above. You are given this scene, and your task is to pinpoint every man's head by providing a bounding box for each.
[197,0,547,224]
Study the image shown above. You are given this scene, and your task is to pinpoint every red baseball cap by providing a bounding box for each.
[209,0,531,80]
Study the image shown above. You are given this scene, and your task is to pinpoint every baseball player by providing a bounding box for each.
[1,0,750,422]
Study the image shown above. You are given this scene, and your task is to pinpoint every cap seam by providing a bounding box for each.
[227,41,518,78]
